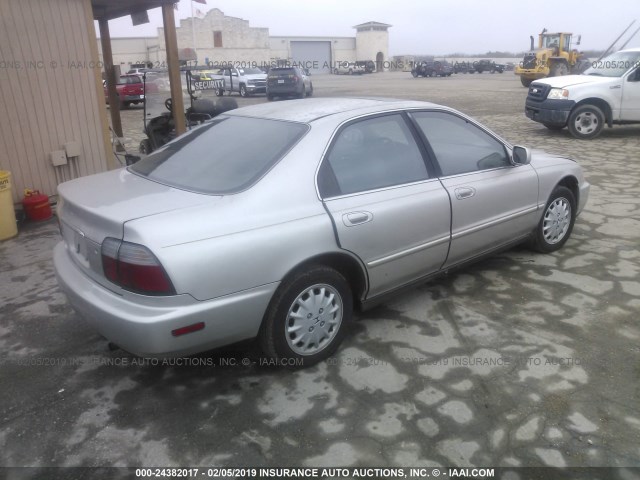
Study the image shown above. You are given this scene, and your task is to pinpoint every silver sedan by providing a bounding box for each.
[53,98,590,366]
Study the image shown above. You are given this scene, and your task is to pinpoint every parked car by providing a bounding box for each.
[209,67,267,97]
[54,98,589,367]
[411,61,453,77]
[356,60,376,73]
[334,62,365,75]
[104,75,144,108]
[266,66,313,100]
[453,61,473,74]
[524,48,640,139]
[473,59,505,73]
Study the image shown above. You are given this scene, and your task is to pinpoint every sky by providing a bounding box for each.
[104,0,640,55]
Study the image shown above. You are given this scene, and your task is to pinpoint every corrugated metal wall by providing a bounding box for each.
[0,0,110,203]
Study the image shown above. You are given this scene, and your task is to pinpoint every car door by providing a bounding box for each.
[621,67,640,121]
[318,113,451,298]
[409,110,539,268]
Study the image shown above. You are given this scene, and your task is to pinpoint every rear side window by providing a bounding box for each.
[319,114,428,197]
[130,116,308,194]
[270,68,296,76]
[411,111,509,176]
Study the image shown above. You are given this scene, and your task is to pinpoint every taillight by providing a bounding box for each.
[101,237,175,295]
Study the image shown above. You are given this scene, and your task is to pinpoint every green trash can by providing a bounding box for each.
[0,171,18,240]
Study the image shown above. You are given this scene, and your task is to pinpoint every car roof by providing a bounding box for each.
[619,47,640,53]
[225,97,440,123]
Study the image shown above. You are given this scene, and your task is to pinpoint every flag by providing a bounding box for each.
[195,8,205,18]
[192,0,206,4]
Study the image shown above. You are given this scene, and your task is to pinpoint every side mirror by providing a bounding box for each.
[629,68,640,82]
[512,146,531,165]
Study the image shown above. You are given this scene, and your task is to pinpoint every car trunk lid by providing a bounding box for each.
[57,168,216,289]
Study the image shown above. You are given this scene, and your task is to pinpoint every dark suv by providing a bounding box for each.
[266,67,313,100]
[411,61,452,77]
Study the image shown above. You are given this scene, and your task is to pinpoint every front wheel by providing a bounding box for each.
[520,77,533,87]
[239,84,249,97]
[531,186,576,253]
[259,266,353,367]
[567,104,605,139]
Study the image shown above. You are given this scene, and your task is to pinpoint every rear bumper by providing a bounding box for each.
[525,98,575,126]
[53,242,278,357]
[267,86,303,96]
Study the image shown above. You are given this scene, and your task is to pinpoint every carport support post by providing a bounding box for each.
[98,18,123,141]
[162,4,186,135]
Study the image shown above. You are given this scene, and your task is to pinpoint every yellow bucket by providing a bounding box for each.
[0,171,18,240]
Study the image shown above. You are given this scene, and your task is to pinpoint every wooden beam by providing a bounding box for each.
[162,4,186,135]
[97,18,123,141]
[85,0,117,170]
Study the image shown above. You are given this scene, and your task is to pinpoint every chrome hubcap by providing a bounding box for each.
[286,284,343,356]
[543,197,571,244]
[574,112,598,135]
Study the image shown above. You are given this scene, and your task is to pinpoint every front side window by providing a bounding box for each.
[320,114,428,197]
[411,111,509,177]
[131,116,308,194]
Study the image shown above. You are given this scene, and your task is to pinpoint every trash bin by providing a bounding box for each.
[0,170,18,240]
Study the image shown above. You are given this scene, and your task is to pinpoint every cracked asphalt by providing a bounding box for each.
[1,72,639,469]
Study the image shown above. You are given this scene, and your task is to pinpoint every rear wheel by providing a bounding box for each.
[139,138,152,154]
[215,88,224,97]
[333,68,339,75]
[531,186,576,253]
[306,83,313,97]
[568,104,605,139]
[267,93,274,101]
[297,86,305,99]
[259,266,353,367]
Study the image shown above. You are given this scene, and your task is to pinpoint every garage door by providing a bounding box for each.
[291,41,331,74]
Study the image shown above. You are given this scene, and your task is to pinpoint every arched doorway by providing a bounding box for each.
[376,52,384,72]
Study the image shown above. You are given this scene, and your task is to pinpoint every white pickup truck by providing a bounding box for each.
[209,67,267,97]
[524,48,640,139]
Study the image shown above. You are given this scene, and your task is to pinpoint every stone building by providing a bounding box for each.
[99,9,391,74]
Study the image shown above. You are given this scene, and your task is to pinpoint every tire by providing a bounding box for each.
[531,186,576,253]
[267,93,274,101]
[215,88,224,97]
[411,70,418,78]
[306,83,313,97]
[544,123,565,131]
[333,68,339,75]
[216,97,238,114]
[567,104,605,139]
[139,138,152,154]
[550,62,569,77]
[239,84,249,97]
[520,77,533,87]
[259,265,353,367]
[297,86,305,99]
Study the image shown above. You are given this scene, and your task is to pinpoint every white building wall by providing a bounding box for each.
[157,8,271,66]
[356,30,389,69]
[96,37,159,70]
[269,37,356,69]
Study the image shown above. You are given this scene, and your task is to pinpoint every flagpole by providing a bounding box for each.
[191,0,198,64]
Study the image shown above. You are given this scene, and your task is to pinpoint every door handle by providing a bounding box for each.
[454,187,476,200]
[343,211,373,227]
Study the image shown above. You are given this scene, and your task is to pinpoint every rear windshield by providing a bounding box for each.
[130,116,308,194]
[270,68,296,75]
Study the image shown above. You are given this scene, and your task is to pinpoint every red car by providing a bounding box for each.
[104,75,144,108]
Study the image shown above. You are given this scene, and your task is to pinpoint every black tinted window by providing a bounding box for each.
[321,114,428,196]
[412,111,509,176]
[131,116,308,194]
